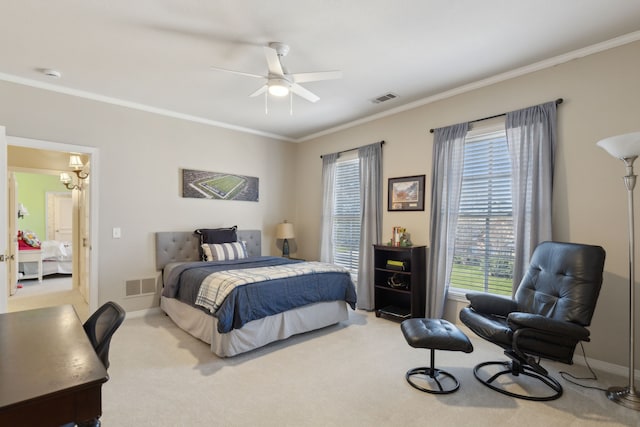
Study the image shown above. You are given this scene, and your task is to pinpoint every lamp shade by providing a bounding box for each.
[596,131,640,159]
[60,172,72,183]
[17,203,29,216]
[69,154,84,170]
[276,222,295,240]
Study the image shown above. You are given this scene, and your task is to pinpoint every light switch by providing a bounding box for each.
[113,227,121,239]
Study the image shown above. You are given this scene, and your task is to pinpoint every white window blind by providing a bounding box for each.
[450,129,514,296]
[333,158,361,281]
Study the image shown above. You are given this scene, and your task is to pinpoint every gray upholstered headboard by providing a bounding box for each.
[155,230,262,270]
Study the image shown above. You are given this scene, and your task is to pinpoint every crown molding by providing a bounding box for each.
[298,30,640,142]
[1,30,638,144]
[0,72,295,142]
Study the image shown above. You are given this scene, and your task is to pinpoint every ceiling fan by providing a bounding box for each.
[211,42,342,103]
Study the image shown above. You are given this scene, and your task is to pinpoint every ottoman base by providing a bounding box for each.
[401,318,473,395]
[405,349,460,394]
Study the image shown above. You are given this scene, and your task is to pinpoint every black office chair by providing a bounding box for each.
[459,241,605,401]
[83,301,126,369]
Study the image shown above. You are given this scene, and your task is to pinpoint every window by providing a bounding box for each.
[449,127,514,296]
[332,157,361,281]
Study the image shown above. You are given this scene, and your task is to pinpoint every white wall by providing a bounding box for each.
[0,80,298,312]
[294,40,640,368]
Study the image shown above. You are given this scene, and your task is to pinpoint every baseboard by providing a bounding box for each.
[572,353,640,380]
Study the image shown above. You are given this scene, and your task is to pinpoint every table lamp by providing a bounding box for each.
[276,221,295,257]
[597,131,640,411]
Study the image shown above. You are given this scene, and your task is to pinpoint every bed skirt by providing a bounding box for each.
[160,296,349,357]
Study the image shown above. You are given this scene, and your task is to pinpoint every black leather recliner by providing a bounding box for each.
[459,241,606,401]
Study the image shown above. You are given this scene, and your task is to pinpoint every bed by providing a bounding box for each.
[18,240,73,282]
[156,230,357,357]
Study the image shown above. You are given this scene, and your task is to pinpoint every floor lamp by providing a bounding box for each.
[597,131,640,411]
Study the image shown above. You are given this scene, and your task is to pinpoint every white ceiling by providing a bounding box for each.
[2,1,640,142]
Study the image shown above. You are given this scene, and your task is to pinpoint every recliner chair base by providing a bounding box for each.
[473,360,563,401]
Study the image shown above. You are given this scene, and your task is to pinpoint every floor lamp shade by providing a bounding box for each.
[597,132,640,159]
[276,222,295,257]
[597,131,640,411]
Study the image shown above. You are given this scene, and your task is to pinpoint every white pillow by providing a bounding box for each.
[202,241,248,261]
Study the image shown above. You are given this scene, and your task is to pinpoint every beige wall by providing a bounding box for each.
[0,81,298,312]
[294,41,640,368]
[1,40,638,369]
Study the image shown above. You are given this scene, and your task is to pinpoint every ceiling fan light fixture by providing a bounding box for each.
[268,79,290,97]
[211,41,341,104]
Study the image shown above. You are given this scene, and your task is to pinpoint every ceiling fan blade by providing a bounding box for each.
[263,46,284,76]
[290,83,320,103]
[210,66,265,79]
[249,85,267,97]
[291,70,342,83]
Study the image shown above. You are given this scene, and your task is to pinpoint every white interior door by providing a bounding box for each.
[8,173,17,295]
[0,126,8,313]
[53,193,72,242]
[78,174,91,300]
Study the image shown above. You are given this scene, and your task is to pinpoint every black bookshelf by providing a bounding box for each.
[373,244,426,320]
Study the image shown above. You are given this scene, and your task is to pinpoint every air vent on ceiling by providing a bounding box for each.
[371,92,398,104]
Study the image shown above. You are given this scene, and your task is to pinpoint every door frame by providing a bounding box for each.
[0,127,7,312]
[3,136,99,313]
[8,172,17,296]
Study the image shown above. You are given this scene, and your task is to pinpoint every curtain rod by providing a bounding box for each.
[428,98,563,134]
[320,140,385,158]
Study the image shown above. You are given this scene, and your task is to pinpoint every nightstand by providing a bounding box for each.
[18,249,43,282]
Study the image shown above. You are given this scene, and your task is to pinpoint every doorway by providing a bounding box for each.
[12,173,74,299]
[4,137,99,321]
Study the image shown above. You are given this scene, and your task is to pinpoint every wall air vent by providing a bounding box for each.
[371,92,398,104]
[125,278,157,297]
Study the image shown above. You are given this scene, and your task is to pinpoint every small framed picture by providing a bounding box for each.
[388,175,425,211]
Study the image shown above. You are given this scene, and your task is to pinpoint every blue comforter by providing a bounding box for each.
[163,256,357,333]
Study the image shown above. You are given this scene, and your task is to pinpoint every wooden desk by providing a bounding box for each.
[0,305,108,426]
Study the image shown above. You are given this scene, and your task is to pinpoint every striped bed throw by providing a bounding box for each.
[195,261,349,313]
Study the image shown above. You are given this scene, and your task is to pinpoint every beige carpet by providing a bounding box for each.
[8,275,89,321]
[103,310,637,427]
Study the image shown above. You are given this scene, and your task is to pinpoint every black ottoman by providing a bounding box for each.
[401,318,473,394]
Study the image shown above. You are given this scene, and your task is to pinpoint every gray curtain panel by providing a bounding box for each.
[426,123,469,317]
[506,101,557,290]
[356,143,382,310]
[320,153,338,263]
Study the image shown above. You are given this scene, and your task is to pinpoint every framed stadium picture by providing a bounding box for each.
[181,169,259,202]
